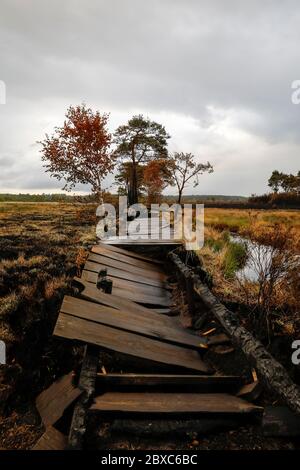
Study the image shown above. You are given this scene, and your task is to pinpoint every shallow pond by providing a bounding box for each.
[230,234,274,282]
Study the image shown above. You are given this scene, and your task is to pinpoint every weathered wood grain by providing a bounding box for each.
[83,263,171,298]
[92,245,165,272]
[54,313,212,373]
[32,426,67,450]
[94,242,164,265]
[60,296,206,350]
[88,251,166,279]
[90,392,263,415]
[35,372,82,427]
[86,257,168,288]
[74,277,173,316]
[81,270,171,307]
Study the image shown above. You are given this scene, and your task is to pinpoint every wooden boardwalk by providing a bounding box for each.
[37,241,263,449]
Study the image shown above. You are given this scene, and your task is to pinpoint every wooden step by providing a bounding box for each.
[90,392,263,416]
[96,373,243,393]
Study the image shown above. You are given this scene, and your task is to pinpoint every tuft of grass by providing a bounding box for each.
[0,322,19,343]
[43,276,68,300]
[0,292,20,319]
[222,241,247,278]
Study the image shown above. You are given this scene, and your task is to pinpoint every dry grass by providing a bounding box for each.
[204,208,300,247]
[0,202,97,429]
[198,211,300,341]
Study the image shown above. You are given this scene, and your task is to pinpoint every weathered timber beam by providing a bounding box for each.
[68,345,99,450]
[169,251,300,415]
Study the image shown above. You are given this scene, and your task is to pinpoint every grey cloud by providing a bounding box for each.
[0,0,299,195]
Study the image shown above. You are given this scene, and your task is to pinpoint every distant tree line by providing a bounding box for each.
[0,193,75,202]
[249,170,300,208]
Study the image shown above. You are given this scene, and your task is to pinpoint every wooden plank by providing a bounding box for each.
[151,308,173,315]
[36,372,82,427]
[263,406,300,437]
[90,392,263,415]
[94,242,164,265]
[94,244,164,269]
[96,373,242,393]
[54,314,212,373]
[83,262,171,298]
[32,426,67,450]
[74,277,174,316]
[90,252,166,281]
[81,270,171,307]
[60,296,206,350]
[86,258,168,288]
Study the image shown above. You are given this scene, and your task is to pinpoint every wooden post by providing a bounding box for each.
[68,346,98,450]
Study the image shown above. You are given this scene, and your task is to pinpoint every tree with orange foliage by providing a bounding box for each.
[39,104,114,201]
[143,159,173,204]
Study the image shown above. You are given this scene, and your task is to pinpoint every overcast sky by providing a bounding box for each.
[0,0,299,196]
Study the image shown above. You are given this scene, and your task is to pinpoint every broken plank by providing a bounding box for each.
[54,313,212,373]
[32,426,67,450]
[86,258,168,288]
[83,263,171,298]
[81,270,171,307]
[90,392,263,416]
[74,278,174,316]
[35,372,82,427]
[88,251,166,279]
[92,246,165,273]
[94,242,164,265]
[60,296,206,350]
[96,373,242,393]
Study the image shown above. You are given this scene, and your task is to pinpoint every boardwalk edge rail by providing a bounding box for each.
[169,251,300,415]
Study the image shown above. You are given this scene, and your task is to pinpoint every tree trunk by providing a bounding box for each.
[177,190,183,204]
[129,162,138,206]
